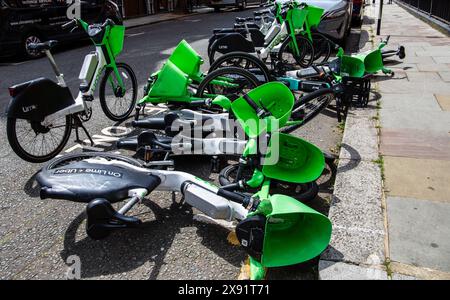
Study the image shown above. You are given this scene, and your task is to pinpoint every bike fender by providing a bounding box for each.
[212,34,255,54]
[7,78,75,122]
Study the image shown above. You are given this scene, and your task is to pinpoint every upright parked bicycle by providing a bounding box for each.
[6,18,137,163]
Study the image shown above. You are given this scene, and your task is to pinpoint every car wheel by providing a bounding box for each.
[238,0,247,10]
[23,33,44,59]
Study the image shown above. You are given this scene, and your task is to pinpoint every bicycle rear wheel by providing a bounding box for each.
[7,115,71,163]
[209,51,271,83]
[196,67,261,101]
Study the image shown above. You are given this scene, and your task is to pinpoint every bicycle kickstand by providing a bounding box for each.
[73,116,95,146]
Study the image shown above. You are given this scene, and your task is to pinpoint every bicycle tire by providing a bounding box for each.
[278,35,315,69]
[218,163,319,202]
[7,115,72,163]
[99,62,138,122]
[282,88,335,134]
[196,66,261,99]
[209,51,271,83]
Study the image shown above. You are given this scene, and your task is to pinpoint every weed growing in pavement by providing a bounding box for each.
[372,156,385,181]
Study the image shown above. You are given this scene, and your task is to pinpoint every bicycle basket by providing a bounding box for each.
[362,49,384,74]
[262,132,325,184]
[341,76,371,108]
[288,7,308,30]
[148,61,190,99]
[339,55,365,78]
[108,25,125,57]
[231,82,294,138]
[169,40,204,81]
[305,5,324,28]
[261,193,332,268]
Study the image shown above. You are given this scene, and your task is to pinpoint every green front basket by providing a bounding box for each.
[168,40,204,81]
[339,55,366,78]
[305,5,324,28]
[261,194,332,268]
[148,61,191,101]
[361,49,384,74]
[262,132,325,184]
[108,25,125,57]
[231,82,294,138]
[289,7,309,30]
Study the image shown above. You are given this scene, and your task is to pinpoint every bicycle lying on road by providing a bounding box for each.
[6,18,137,163]
[35,82,333,280]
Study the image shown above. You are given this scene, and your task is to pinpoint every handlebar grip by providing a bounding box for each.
[132,118,167,129]
[62,19,77,30]
[217,188,247,205]
[102,18,116,28]
[242,94,268,118]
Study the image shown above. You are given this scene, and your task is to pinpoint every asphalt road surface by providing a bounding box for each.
[0,7,347,279]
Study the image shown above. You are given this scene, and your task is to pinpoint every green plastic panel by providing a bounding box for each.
[262,132,325,184]
[231,82,294,138]
[261,194,332,268]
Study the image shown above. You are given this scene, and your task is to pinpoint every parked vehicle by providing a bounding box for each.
[207,0,262,12]
[274,0,352,44]
[0,0,122,59]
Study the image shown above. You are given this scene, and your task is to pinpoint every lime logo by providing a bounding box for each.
[66,0,81,20]
[22,105,37,113]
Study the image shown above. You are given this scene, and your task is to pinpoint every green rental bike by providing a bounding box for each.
[6,18,137,163]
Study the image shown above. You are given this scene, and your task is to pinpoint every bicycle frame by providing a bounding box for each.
[42,19,126,126]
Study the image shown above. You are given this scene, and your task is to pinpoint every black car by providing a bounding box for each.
[0,0,122,59]
[285,0,352,44]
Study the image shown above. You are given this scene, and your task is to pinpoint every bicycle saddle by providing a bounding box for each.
[117,132,173,151]
[27,40,58,52]
[37,160,161,203]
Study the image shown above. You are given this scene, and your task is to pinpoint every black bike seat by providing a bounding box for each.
[27,40,58,52]
[116,132,173,151]
[37,160,161,203]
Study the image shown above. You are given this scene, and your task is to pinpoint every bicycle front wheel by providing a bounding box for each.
[7,115,71,163]
[99,63,138,122]
[278,35,314,69]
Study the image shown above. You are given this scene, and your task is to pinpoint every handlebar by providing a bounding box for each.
[242,94,270,118]
[61,19,77,30]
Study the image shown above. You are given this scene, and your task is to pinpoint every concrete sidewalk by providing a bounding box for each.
[123,7,214,29]
[320,1,450,280]
[378,2,450,279]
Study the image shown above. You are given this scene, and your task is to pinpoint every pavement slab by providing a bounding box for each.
[387,197,450,273]
[380,128,450,161]
[380,93,442,111]
[319,261,387,280]
[380,109,450,134]
[438,71,450,82]
[384,156,450,203]
[435,94,450,111]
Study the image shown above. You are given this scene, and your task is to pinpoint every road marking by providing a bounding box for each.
[126,32,145,38]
